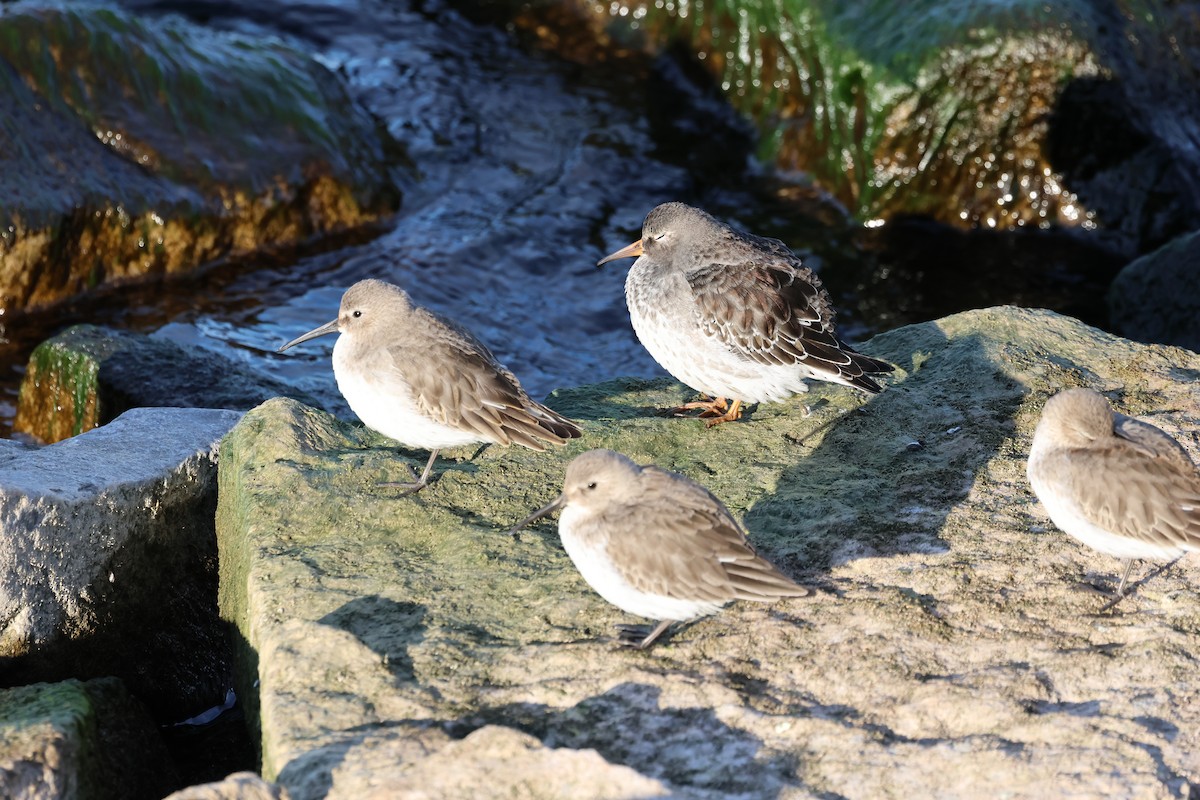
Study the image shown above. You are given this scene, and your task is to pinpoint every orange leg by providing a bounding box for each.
[668,396,745,426]
[672,396,729,417]
[702,399,744,428]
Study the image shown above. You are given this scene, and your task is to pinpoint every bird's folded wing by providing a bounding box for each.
[1054,441,1200,550]
[687,260,892,382]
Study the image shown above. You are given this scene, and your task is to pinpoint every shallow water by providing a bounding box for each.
[0,0,1122,439]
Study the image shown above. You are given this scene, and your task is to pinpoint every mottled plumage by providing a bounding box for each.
[599,202,893,426]
[1027,388,1200,606]
[279,279,581,493]
[509,449,809,648]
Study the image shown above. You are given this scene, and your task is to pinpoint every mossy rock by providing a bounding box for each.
[14,324,318,444]
[217,306,1200,797]
[0,678,176,800]
[535,0,1200,250]
[0,3,404,315]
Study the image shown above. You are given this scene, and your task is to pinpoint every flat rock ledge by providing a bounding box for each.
[0,407,244,720]
[217,306,1200,799]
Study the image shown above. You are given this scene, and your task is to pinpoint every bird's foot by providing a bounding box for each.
[669,397,744,426]
[614,620,674,650]
[1095,591,1128,614]
[701,399,744,428]
[378,463,430,497]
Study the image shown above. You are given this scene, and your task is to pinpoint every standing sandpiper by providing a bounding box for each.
[598,202,893,426]
[1027,387,1200,609]
[279,279,582,494]
[509,449,810,648]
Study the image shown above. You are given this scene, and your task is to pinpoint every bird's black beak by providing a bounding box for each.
[278,318,341,352]
[507,494,566,537]
[597,239,644,267]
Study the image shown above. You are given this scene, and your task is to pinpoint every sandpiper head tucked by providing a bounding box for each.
[1034,388,1116,448]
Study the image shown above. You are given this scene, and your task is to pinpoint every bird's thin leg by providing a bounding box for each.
[379,449,439,495]
[703,398,744,428]
[1097,559,1136,613]
[1115,559,1134,596]
[616,619,674,650]
[1097,556,1183,613]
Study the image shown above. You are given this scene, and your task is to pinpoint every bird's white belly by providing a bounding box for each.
[1030,473,1186,561]
[627,299,811,403]
[558,506,725,622]
[332,341,482,449]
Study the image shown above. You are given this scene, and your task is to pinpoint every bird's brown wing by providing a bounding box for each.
[686,257,892,392]
[1052,425,1200,551]
[605,466,808,602]
[390,309,581,449]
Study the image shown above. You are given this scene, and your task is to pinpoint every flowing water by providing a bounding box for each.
[0,0,1123,439]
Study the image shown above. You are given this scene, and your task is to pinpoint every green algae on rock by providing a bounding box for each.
[0,678,176,800]
[556,0,1200,248]
[0,3,403,316]
[14,324,317,444]
[216,306,1200,797]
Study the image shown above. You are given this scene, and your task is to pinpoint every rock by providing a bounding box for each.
[14,324,319,444]
[0,677,176,800]
[328,725,668,800]
[0,407,243,721]
[533,1,1200,252]
[164,772,287,800]
[1108,228,1200,352]
[0,3,402,317]
[216,307,1200,799]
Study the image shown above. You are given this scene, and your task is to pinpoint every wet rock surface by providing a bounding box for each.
[15,324,317,444]
[0,407,243,721]
[217,307,1200,798]
[0,2,401,316]
[1108,228,1200,354]
[563,0,1200,251]
[0,677,176,800]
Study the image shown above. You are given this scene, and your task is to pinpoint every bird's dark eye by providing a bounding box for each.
[586,481,597,490]
[352,310,362,318]
[654,233,666,240]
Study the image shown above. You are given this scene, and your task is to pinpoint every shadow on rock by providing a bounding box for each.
[318,595,427,684]
[456,682,798,798]
[744,325,1027,575]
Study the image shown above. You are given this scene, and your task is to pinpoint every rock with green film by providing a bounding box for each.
[0,677,175,800]
[538,0,1200,251]
[14,324,318,444]
[216,306,1200,798]
[0,3,402,316]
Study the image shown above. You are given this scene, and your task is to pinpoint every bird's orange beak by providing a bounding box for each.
[597,239,644,267]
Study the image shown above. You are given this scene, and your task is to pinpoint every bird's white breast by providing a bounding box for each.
[557,504,726,622]
[332,336,483,449]
[625,262,815,403]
